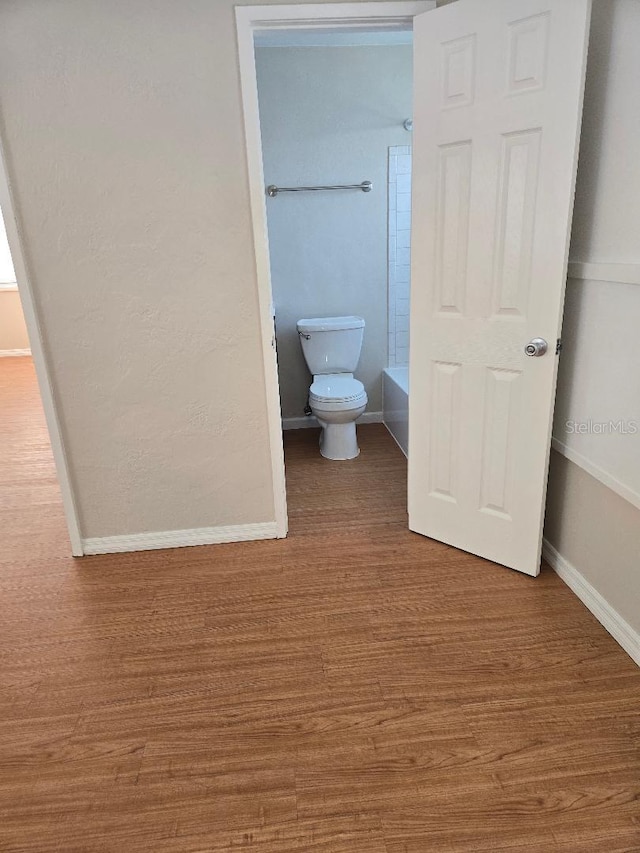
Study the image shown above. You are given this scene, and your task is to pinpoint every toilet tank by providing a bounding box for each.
[297,316,365,375]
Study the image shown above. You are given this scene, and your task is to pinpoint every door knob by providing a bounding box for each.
[524,338,548,357]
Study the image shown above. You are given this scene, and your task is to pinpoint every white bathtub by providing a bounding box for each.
[383,366,408,457]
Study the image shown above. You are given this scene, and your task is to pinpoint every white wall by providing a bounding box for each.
[0,0,280,540]
[545,0,640,641]
[255,45,413,420]
[570,0,640,263]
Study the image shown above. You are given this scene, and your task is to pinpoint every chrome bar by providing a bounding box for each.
[266,180,372,198]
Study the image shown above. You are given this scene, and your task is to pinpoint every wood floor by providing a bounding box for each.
[1,357,639,852]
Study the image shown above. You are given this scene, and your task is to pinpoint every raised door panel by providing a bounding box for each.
[435,142,472,316]
[492,129,542,317]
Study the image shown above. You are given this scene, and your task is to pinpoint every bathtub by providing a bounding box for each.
[383,366,408,457]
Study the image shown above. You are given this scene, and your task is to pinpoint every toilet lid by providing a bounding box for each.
[309,374,365,403]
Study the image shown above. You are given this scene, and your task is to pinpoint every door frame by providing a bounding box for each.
[235,1,434,536]
[0,137,83,555]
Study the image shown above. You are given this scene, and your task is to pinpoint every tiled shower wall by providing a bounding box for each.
[388,146,412,367]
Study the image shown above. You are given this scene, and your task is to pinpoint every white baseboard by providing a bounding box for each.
[282,411,384,430]
[0,348,31,357]
[542,539,640,668]
[82,521,280,556]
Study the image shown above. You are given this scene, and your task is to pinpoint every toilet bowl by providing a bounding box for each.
[309,373,368,460]
[297,316,368,460]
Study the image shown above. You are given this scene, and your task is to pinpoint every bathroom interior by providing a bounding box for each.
[255,27,414,472]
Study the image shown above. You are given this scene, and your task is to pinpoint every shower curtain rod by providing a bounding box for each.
[266,180,372,197]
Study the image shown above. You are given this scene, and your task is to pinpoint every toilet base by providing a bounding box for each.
[317,419,360,461]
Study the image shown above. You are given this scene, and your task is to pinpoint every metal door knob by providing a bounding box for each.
[524,338,548,357]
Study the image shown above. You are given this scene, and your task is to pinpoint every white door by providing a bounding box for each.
[408,0,592,575]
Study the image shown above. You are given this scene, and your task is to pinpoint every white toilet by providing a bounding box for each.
[297,315,368,460]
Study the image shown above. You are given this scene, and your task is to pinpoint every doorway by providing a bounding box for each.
[236,1,431,541]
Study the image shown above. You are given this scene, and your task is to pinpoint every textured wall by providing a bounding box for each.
[0,0,290,538]
[256,45,413,420]
[570,0,640,263]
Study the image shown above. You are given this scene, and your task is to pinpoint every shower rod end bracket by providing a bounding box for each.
[266,185,279,197]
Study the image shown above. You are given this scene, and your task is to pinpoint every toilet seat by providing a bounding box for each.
[309,374,365,404]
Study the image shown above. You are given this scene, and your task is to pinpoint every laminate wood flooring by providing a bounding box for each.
[1,357,639,852]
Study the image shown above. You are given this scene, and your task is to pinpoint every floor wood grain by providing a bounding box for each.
[1,357,639,852]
